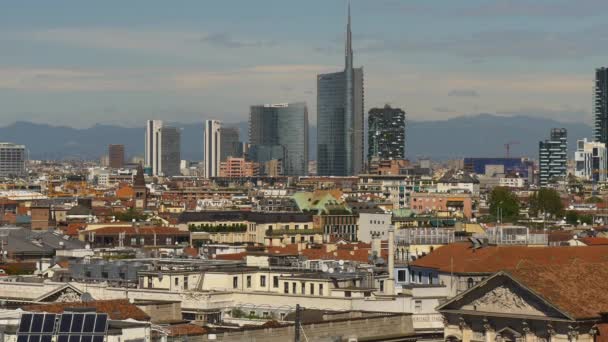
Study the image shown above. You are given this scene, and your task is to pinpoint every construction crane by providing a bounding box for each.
[504,141,520,158]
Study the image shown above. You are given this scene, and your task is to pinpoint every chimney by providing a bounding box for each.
[385,226,396,295]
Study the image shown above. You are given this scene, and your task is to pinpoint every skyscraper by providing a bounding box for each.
[0,142,26,177]
[249,103,309,176]
[219,127,242,161]
[539,128,567,187]
[575,138,607,182]
[108,144,125,169]
[145,120,163,175]
[368,105,406,162]
[158,126,181,177]
[317,5,364,176]
[204,120,221,178]
[594,67,608,145]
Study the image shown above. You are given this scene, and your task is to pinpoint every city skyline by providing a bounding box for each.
[1,0,605,128]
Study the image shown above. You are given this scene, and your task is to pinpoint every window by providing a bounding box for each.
[380,280,384,292]
[292,282,296,294]
[291,237,296,244]
[319,284,324,296]
[246,275,252,288]
[184,276,188,289]
[345,291,352,298]
[284,282,289,294]
[147,277,152,288]
[301,282,305,294]
[467,277,475,289]
[364,291,371,297]
[418,272,422,283]
[398,270,406,282]
[310,283,315,295]
[175,277,179,286]
[414,300,422,313]
[295,225,299,230]
[130,238,136,245]
[166,237,172,245]
[429,275,434,285]
[233,276,238,289]
[273,276,279,288]
[101,272,108,279]
[260,275,266,287]
[140,237,145,245]
[304,225,308,229]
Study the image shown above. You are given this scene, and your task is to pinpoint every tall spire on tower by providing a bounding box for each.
[345,1,353,71]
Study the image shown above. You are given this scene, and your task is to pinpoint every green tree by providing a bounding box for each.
[488,187,520,222]
[529,188,564,218]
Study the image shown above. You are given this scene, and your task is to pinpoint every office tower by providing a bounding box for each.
[249,102,309,176]
[157,126,181,177]
[317,5,364,176]
[220,157,258,178]
[594,67,608,145]
[219,127,242,161]
[575,138,607,182]
[108,144,125,169]
[368,105,406,162]
[539,128,567,187]
[145,120,163,174]
[0,142,26,177]
[204,120,221,178]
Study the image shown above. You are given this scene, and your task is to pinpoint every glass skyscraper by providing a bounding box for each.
[317,5,364,176]
[595,67,608,145]
[249,102,309,176]
[368,105,406,162]
[539,128,567,187]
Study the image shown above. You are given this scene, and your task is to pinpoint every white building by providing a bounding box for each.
[0,142,26,177]
[499,175,526,188]
[357,212,392,243]
[204,120,221,178]
[575,138,607,182]
[145,120,163,175]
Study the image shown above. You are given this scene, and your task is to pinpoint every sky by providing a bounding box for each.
[0,0,607,128]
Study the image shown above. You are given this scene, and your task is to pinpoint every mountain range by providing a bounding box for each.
[0,114,592,161]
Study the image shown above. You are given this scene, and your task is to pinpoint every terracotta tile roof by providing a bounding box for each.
[214,252,247,261]
[507,262,608,320]
[24,299,151,321]
[578,237,608,246]
[182,246,198,257]
[161,324,207,336]
[597,323,608,342]
[90,226,189,236]
[411,242,608,274]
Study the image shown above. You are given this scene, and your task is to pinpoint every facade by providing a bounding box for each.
[410,192,473,219]
[249,103,308,176]
[368,105,406,162]
[219,157,257,178]
[108,144,124,169]
[204,120,221,178]
[463,157,534,178]
[219,126,242,161]
[158,127,181,177]
[594,67,608,145]
[317,7,364,176]
[145,120,163,175]
[574,138,607,182]
[539,128,568,187]
[0,142,26,177]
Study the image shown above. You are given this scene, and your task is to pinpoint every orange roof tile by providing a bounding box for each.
[578,237,608,246]
[214,252,247,261]
[162,324,207,336]
[25,299,150,321]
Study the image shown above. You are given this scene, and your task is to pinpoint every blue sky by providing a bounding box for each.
[0,0,607,127]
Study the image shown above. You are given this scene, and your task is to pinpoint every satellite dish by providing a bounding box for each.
[321,264,329,272]
[80,292,93,302]
[328,268,335,274]
[338,260,344,266]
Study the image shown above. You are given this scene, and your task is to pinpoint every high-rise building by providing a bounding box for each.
[204,120,221,178]
[539,128,567,187]
[368,105,406,162]
[157,126,181,177]
[249,103,308,176]
[0,142,26,177]
[594,67,608,145]
[575,138,607,182]
[219,127,242,161]
[220,157,258,178]
[108,144,125,169]
[317,5,364,176]
[145,120,163,175]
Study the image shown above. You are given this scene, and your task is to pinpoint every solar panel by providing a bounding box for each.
[59,314,72,333]
[70,314,84,333]
[29,335,40,342]
[31,314,44,333]
[19,314,32,333]
[17,335,28,342]
[68,335,80,342]
[58,335,69,342]
[92,336,104,342]
[42,314,56,333]
[82,314,95,333]
[93,314,107,333]
[41,336,52,342]
[80,335,92,342]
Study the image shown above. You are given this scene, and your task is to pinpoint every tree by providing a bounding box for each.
[488,187,520,222]
[529,188,564,218]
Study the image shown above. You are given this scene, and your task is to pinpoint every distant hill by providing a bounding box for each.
[0,114,592,161]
